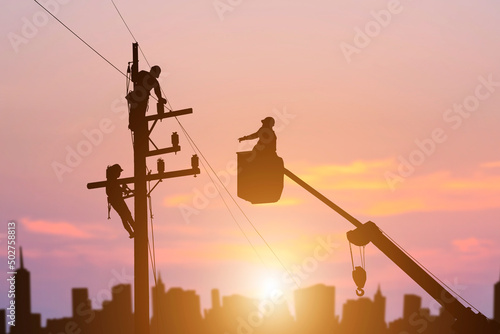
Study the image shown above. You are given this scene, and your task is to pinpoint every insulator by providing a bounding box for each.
[157,158,165,174]
[171,132,179,147]
[191,155,199,169]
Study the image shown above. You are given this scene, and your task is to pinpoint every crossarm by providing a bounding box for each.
[87,167,200,189]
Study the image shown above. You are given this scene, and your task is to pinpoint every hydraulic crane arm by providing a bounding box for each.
[283,168,499,334]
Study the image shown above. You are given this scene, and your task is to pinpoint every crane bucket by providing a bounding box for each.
[237,151,284,204]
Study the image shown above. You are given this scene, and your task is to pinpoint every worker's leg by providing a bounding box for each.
[111,201,135,237]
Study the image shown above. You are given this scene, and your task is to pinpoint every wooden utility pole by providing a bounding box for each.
[87,43,199,334]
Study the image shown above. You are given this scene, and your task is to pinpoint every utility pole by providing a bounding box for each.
[87,43,200,334]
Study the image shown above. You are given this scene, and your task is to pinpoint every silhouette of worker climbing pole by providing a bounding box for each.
[87,43,200,334]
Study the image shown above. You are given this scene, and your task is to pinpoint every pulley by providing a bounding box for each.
[348,240,367,297]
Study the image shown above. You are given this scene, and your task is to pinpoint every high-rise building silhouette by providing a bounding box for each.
[204,288,224,334]
[295,284,336,334]
[0,310,5,334]
[150,273,203,334]
[403,294,421,320]
[71,287,93,333]
[495,272,500,324]
[106,284,133,334]
[341,297,373,334]
[212,288,221,310]
[7,248,499,334]
[72,288,90,318]
[11,247,40,334]
[340,287,386,334]
[373,285,386,326]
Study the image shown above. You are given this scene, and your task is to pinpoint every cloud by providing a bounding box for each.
[21,218,92,239]
[480,161,500,169]
[163,194,193,206]
[287,159,500,216]
[293,159,394,191]
[452,238,494,256]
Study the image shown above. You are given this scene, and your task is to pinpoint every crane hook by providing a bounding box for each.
[352,266,367,297]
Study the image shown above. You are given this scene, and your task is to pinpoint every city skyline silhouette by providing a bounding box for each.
[3,1,500,334]
[5,248,500,334]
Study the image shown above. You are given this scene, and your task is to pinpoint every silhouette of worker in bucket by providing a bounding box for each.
[127,65,167,131]
[106,164,135,238]
[238,117,277,157]
[237,117,283,204]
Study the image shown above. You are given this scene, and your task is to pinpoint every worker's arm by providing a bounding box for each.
[153,84,166,104]
[238,130,259,142]
[121,184,135,198]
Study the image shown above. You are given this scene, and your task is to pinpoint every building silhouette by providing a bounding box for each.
[403,294,421,320]
[13,247,30,334]
[0,310,5,334]
[204,289,224,334]
[3,250,499,334]
[495,272,500,324]
[150,273,203,334]
[339,286,386,334]
[387,294,454,334]
[373,285,386,327]
[9,247,42,334]
[295,284,337,334]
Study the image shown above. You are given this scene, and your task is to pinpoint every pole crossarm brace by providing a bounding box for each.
[86,167,200,189]
[145,108,192,122]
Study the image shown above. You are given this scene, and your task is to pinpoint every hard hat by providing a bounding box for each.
[109,164,123,172]
[151,65,161,78]
[106,164,123,179]
[261,117,275,127]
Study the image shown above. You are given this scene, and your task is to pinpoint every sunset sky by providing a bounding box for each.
[1,0,500,326]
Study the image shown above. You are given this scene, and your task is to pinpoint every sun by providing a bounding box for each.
[259,274,284,299]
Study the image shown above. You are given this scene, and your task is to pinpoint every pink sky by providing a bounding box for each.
[1,0,500,325]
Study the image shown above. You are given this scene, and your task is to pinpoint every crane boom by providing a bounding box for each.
[282,168,500,334]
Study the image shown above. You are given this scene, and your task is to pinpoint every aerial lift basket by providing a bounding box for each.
[237,151,284,204]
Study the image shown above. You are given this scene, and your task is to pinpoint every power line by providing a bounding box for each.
[175,119,301,288]
[110,0,152,69]
[33,0,127,78]
[40,0,298,291]
[107,0,297,284]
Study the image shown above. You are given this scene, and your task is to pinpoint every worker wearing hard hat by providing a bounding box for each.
[127,65,167,131]
[105,164,135,238]
[238,116,277,156]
